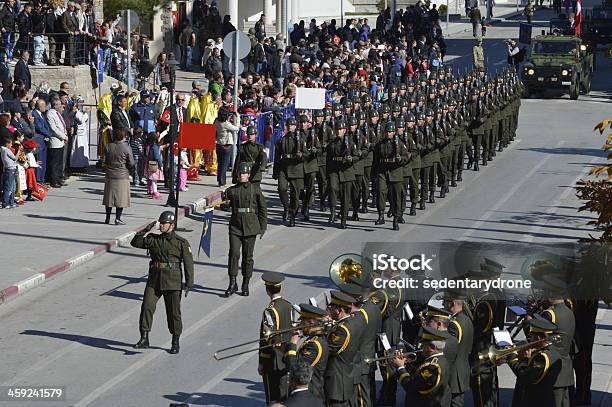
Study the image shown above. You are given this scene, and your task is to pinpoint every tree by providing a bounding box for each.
[104,0,172,23]
[575,119,612,242]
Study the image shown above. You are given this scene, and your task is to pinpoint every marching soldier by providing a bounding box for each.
[232,126,267,187]
[325,290,364,406]
[326,119,357,229]
[285,304,330,401]
[436,105,452,198]
[417,112,431,210]
[313,110,333,211]
[259,271,293,404]
[405,113,422,216]
[392,327,452,407]
[300,114,322,221]
[348,116,368,221]
[425,109,442,204]
[273,117,306,227]
[467,87,487,172]
[222,162,267,297]
[396,117,414,221]
[131,211,194,355]
[366,108,383,209]
[478,86,492,168]
[373,121,409,231]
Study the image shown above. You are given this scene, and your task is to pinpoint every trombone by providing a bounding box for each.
[213,320,333,361]
[364,350,421,366]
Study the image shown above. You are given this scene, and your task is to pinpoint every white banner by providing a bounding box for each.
[295,88,327,110]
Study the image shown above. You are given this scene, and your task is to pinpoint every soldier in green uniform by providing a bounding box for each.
[326,119,357,229]
[366,108,383,209]
[396,117,413,221]
[447,99,462,187]
[222,162,267,297]
[486,82,499,162]
[131,211,194,354]
[479,86,492,167]
[392,326,452,407]
[443,290,475,407]
[425,109,442,203]
[325,290,364,407]
[273,117,306,227]
[405,113,422,215]
[232,126,267,186]
[436,105,452,198]
[312,110,332,211]
[299,114,322,221]
[508,316,562,407]
[285,303,330,401]
[373,122,409,230]
[416,112,430,210]
[259,271,293,404]
[467,87,487,172]
[348,116,367,221]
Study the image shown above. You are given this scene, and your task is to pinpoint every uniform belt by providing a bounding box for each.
[282,154,295,159]
[382,158,396,163]
[150,261,179,269]
[332,156,344,161]
[234,208,252,213]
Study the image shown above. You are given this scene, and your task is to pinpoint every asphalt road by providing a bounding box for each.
[1,13,611,407]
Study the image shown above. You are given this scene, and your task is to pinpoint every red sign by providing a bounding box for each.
[178,122,217,150]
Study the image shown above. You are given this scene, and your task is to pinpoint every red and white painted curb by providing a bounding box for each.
[0,190,224,305]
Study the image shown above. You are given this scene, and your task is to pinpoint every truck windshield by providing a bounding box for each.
[532,41,577,54]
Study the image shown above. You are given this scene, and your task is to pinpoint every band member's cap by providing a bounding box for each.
[262,271,285,287]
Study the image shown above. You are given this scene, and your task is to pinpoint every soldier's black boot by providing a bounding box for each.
[340,214,347,229]
[392,217,400,231]
[169,335,180,354]
[457,172,463,182]
[351,210,359,221]
[466,157,473,169]
[451,178,457,187]
[328,210,336,224]
[375,211,385,225]
[360,203,368,213]
[410,203,417,216]
[482,157,488,166]
[241,277,250,296]
[320,200,327,212]
[303,207,310,221]
[440,186,446,199]
[419,198,426,210]
[428,191,435,204]
[473,162,479,171]
[224,277,238,297]
[282,207,288,221]
[288,212,296,227]
[133,330,149,349]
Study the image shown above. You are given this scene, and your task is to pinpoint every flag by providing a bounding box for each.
[575,0,582,36]
[178,122,217,150]
[198,208,214,258]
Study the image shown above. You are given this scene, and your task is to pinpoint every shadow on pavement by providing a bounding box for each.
[20,329,143,355]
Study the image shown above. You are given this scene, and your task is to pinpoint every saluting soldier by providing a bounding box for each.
[325,290,365,406]
[443,290,475,407]
[313,109,333,211]
[508,316,563,407]
[232,126,267,186]
[131,211,194,355]
[392,327,452,407]
[222,162,267,297]
[299,114,322,221]
[373,121,409,230]
[326,119,357,229]
[285,304,330,401]
[273,117,306,227]
[259,272,293,404]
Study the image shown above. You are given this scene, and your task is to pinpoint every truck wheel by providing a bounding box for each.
[570,79,579,100]
[581,77,591,95]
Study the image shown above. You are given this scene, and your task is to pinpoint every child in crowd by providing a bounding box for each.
[13,131,26,205]
[22,139,40,201]
[130,128,146,186]
[144,132,163,199]
[179,147,190,192]
[1,136,17,208]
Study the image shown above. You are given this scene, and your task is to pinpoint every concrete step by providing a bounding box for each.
[242,21,279,36]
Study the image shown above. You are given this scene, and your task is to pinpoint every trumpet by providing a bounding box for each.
[364,350,421,366]
[213,320,334,361]
[471,335,561,374]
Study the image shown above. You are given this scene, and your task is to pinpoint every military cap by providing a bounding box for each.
[528,314,558,333]
[541,275,569,295]
[246,126,257,135]
[343,99,354,108]
[361,94,372,103]
[262,271,285,287]
[399,83,407,91]
[323,108,331,116]
[399,99,408,108]
[355,111,367,121]
[333,102,344,111]
[389,84,398,93]
[239,162,252,174]
[298,303,328,319]
[448,98,457,106]
[425,108,434,117]
[330,290,356,307]
[339,283,364,299]
[369,108,379,118]
[421,326,451,341]
[386,122,396,132]
[416,112,426,121]
[313,109,325,118]
[299,114,310,123]
[347,116,358,126]
[391,103,401,113]
[380,104,391,114]
[470,87,479,95]
[335,119,347,129]
[158,211,175,224]
[286,117,297,126]
[443,287,469,300]
[422,304,452,320]
[395,117,406,128]
[441,103,449,110]
[406,112,416,122]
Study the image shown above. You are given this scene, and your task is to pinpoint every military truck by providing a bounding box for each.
[521,35,594,99]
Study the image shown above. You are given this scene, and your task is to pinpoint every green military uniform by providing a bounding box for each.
[486,90,500,162]
[366,112,383,209]
[455,98,471,182]
[284,304,330,401]
[373,122,409,230]
[223,162,267,297]
[130,211,194,354]
[468,89,488,172]
[300,115,322,220]
[448,310,475,407]
[349,117,368,220]
[437,108,453,198]
[259,272,293,404]
[326,119,357,228]
[314,112,333,210]
[232,126,267,185]
[469,292,499,407]
[405,114,423,215]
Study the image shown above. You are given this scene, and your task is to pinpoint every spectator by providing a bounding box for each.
[254,14,266,41]
[45,0,63,66]
[13,49,30,91]
[205,46,222,76]
[221,14,235,37]
[0,51,11,98]
[269,48,287,90]
[130,90,156,134]
[144,131,163,199]
[470,6,482,38]
[102,127,133,225]
[11,105,34,138]
[32,98,49,183]
[45,98,67,188]
[31,2,45,65]
[110,94,132,135]
[506,38,522,68]
[179,22,195,71]
[61,2,79,66]
[16,2,32,58]
[0,0,16,60]
[285,362,323,407]
[215,107,238,187]
[70,96,89,169]
[155,52,175,92]
[1,133,17,208]
[129,127,145,186]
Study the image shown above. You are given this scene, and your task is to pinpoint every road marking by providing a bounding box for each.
[460,140,565,240]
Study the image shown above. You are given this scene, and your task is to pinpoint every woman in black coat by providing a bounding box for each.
[0,52,12,99]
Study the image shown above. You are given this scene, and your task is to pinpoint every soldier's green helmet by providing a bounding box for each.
[380,105,391,114]
[391,104,400,113]
[333,102,343,111]
[409,94,417,103]
[395,118,405,128]
[313,109,324,118]
[323,108,331,116]
[239,162,252,174]
[406,112,416,122]
[418,94,426,102]
[361,94,372,104]
[399,99,408,108]
[300,114,309,123]
[369,109,379,118]
[417,112,426,121]
[386,122,396,133]
[425,108,434,117]
[159,211,175,224]
[470,87,479,95]
[399,83,407,91]
[286,117,297,126]
[389,84,398,93]
[441,103,449,110]
[347,116,358,126]
[448,98,457,106]
[246,126,257,135]
[355,111,366,122]
[336,119,347,129]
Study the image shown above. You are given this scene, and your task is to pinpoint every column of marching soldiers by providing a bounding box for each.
[246,66,525,231]
[255,263,577,407]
